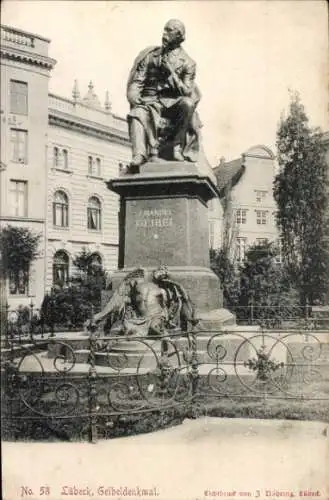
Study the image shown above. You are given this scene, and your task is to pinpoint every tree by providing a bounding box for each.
[238,241,298,324]
[0,225,41,293]
[210,187,239,308]
[274,92,329,306]
[41,248,107,329]
[210,248,239,309]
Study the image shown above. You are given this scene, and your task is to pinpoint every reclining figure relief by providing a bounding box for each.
[87,266,198,337]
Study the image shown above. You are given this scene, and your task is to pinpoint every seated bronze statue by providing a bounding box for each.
[127,19,201,168]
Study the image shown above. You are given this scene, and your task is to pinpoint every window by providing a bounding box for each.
[88,155,102,177]
[53,147,69,170]
[87,197,102,230]
[10,129,28,163]
[256,238,268,246]
[9,180,27,216]
[255,210,268,225]
[10,80,28,115]
[209,221,215,248]
[236,209,247,224]
[53,190,69,227]
[53,250,69,286]
[255,190,268,203]
[9,268,28,295]
[53,147,59,167]
[88,156,93,175]
[62,149,68,170]
[236,237,247,263]
[96,158,101,177]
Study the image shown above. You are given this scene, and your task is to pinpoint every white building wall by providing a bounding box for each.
[208,197,223,250]
[46,109,131,290]
[0,25,55,308]
[231,146,279,248]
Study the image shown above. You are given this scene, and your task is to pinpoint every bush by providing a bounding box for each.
[41,249,107,330]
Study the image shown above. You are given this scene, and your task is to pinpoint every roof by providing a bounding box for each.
[213,157,245,195]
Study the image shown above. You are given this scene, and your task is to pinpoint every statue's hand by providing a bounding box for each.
[129,95,143,106]
[162,58,175,75]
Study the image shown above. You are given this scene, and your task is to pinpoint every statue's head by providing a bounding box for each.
[153,265,169,281]
[162,19,186,49]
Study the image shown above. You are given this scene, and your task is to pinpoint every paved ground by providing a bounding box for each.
[2,417,328,500]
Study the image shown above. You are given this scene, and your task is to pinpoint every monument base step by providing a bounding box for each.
[197,308,236,330]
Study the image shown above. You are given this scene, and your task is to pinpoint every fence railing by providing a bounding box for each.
[229,304,328,329]
[1,321,328,442]
[0,303,102,347]
[1,302,327,348]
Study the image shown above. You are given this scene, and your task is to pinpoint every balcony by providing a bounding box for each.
[1,24,54,60]
[1,25,34,48]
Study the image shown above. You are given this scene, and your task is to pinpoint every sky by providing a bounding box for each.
[2,0,328,165]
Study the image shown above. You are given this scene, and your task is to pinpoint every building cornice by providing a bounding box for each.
[48,110,130,146]
[1,46,56,70]
[1,24,51,43]
[0,216,45,224]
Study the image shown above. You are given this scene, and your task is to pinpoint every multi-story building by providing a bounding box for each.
[0,25,56,308]
[46,84,130,291]
[0,25,130,308]
[213,145,279,263]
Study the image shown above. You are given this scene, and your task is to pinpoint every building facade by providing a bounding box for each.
[1,25,131,308]
[46,86,130,291]
[213,145,280,263]
[0,25,56,308]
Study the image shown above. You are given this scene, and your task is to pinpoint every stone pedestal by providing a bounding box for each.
[107,160,234,327]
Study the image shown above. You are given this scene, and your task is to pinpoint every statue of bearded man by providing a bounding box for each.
[127,19,201,168]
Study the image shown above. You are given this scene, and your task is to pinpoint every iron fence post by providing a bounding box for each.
[88,322,98,444]
[159,338,169,398]
[40,307,44,339]
[29,299,34,342]
[191,327,199,399]
[50,289,55,337]
[4,302,10,348]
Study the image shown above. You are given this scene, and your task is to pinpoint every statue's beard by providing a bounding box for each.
[161,36,180,51]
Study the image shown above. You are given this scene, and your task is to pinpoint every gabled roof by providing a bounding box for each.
[213,157,245,196]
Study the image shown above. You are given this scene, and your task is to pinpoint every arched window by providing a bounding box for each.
[87,197,101,230]
[53,190,69,227]
[53,250,69,286]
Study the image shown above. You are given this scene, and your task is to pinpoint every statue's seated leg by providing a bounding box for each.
[163,97,195,161]
[129,104,162,165]
[129,113,148,167]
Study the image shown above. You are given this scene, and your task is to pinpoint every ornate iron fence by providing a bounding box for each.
[1,318,329,442]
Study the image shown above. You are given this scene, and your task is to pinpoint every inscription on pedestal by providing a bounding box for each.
[124,196,209,268]
[135,208,173,229]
